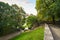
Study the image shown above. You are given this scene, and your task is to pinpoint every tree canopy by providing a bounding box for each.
[0,2,26,36]
[36,0,60,24]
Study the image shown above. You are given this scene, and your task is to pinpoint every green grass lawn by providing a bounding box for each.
[10,26,44,40]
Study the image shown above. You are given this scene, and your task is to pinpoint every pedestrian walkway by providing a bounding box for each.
[44,24,54,40]
[0,31,21,40]
[50,25,60,40]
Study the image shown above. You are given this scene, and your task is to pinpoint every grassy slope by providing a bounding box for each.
[10,26,44,40]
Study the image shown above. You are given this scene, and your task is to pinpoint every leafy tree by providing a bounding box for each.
[0,2,26,36]
[36,0,60,24]
[26,14,38,29]
[12,4,26,29]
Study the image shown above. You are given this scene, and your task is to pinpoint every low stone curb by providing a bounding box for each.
[44,24,54,40]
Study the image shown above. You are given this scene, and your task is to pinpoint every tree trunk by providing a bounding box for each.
[52,15,55,24]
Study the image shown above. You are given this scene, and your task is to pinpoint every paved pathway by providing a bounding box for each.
[44,24,54,40]
[0,31,21,40]
[49,25,60,40]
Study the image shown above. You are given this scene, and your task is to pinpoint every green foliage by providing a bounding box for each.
[26,14,37,28]
[0,2,26,36]
[36,0,60,23]
[27,15,37,24]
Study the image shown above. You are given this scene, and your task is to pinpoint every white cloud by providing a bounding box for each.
[0,0,37,15]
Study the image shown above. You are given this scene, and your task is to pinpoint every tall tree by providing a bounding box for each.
[36,0,60,24]
[0,2,26,36]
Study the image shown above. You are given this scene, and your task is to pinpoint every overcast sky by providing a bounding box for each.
[0,0,37,15]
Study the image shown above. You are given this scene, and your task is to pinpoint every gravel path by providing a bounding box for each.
[0,31,21,40]
[49,25,60,40]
